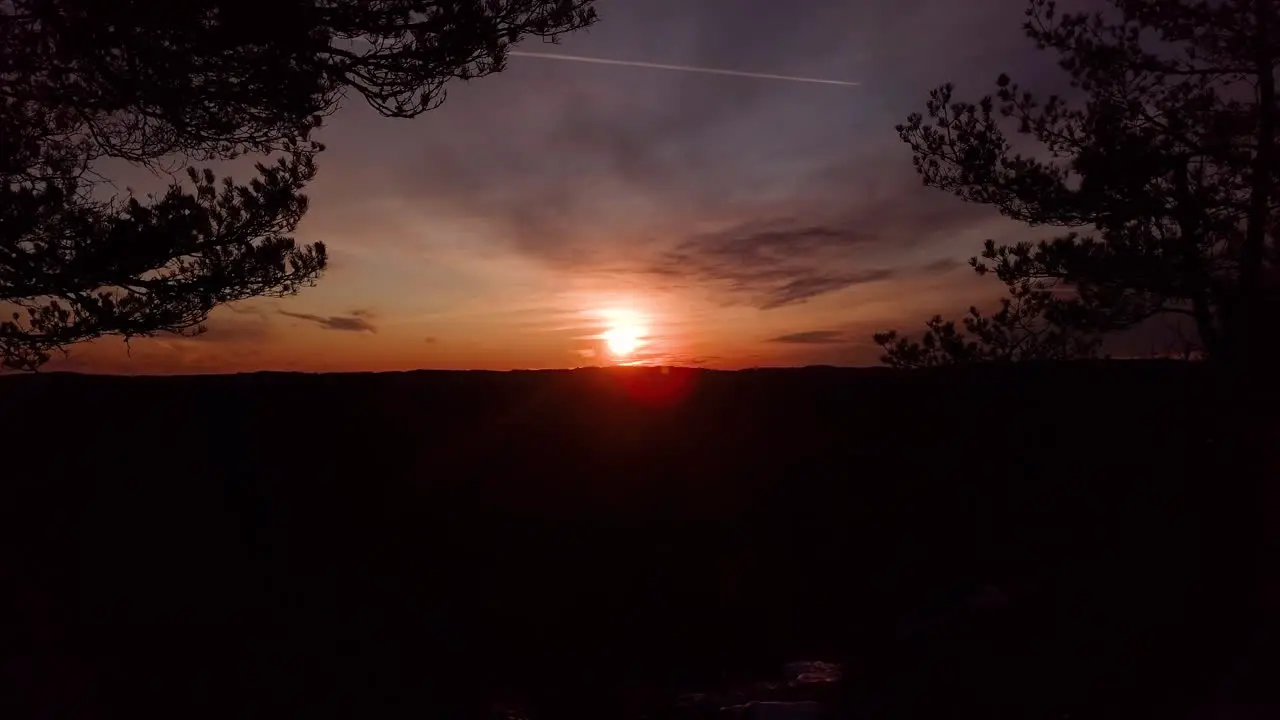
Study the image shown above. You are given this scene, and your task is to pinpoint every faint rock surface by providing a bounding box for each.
[489,660,849,720]
[661,661,846,720]
[722,701,827,720]
[783,661,842,686]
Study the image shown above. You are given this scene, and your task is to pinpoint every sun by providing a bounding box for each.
[598,309,648,359]
[603,325,643,357]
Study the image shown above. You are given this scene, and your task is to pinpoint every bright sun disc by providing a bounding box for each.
[603,325,644,357]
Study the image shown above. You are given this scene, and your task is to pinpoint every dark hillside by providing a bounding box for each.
[1,363,1273,719]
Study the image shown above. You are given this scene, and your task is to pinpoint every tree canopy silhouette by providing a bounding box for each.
[0,0,596,370]
[874,283,1102,368]
[879,0,1280,369]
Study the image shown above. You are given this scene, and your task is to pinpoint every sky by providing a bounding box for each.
[57,0,1081,374]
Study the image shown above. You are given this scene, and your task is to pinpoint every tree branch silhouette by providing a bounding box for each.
[878,0,1280,369]
[0,0,597,370]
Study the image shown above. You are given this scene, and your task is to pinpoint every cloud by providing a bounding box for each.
[646,216,899,309]
[920,257,965,274]
[634,189,1002,309]
[761,270,897,309]
[279,309,377,333]
[768,330,848,344]
[675,218,877,266]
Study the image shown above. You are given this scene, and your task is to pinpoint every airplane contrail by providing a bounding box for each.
[507,50,860,87]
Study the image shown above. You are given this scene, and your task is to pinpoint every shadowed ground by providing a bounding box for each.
[1,363,1274,719]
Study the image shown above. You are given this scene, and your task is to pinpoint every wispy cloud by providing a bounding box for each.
[920,257,964,274]
[279,309,377,333]
[768,330,849,344]
[761,271,896,309]
[648,216,895,308]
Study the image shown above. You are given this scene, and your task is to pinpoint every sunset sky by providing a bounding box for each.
[57,0,1070,374]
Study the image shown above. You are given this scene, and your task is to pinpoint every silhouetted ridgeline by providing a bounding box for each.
[1,363,1274,719]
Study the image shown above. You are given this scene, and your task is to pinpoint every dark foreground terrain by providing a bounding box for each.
[1,362,1276,719]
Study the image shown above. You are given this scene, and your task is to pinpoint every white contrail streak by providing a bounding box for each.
[507,50,860,87]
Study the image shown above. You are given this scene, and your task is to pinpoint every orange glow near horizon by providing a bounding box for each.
[33,266,982,374]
